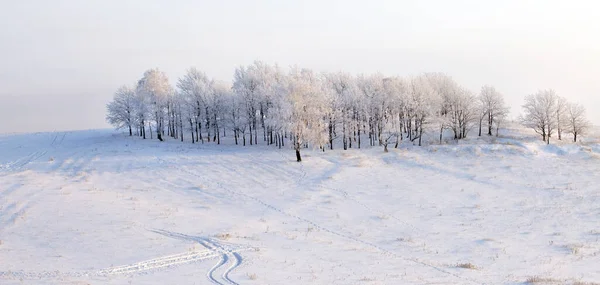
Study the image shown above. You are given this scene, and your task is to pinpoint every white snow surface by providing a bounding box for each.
[1,128,600,285]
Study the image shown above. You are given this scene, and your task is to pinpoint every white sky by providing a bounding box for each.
[1,0,599,133]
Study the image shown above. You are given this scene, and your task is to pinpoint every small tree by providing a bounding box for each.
[520,89,558,144]
[555,96,568,140]
[106,85,136,135]
[565,102,590,142]
[478,85,508,136]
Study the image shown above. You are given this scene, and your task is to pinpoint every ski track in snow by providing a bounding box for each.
[0,230,251,282]
[150,229,250,285]
[156,153,484,285]
[0,133,251,283]
[3,130,599,284]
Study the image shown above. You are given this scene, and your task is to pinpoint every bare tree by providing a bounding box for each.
[565,102,590,142]
[409,75,440,146]
[479,85,508,136]
[106,85,136,136]
[520,89,558,144]
[555,96,568,140]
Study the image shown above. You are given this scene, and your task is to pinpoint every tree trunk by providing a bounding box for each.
[574,132,577,142]
[190,120,195,143]
[357,121,361,149]
[329,119,334,150]
[542,132,546,142]
[558,128,562,140]
[496,123,500,137]
[249,124,253,145]
[157,120,163,142]
[342,119,347,150]
[296,149,302,162]
[199,122,203,144]
[179,116,184,142]
[142,120,146,139]
[488,113,493,136]
[418,123,423,146]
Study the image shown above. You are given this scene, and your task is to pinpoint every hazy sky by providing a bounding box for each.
[1,0,599,133]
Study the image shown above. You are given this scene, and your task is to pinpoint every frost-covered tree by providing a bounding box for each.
[449,87,477,139]
[209,81,230,144]
[172,90,187,142]
[359,74,388,148]
[478,85,509,136]
[134,84,151,139]
[425,74,476,140]
[177,68,212,143]
[265,70,292,149]
[224,87,247,145]
[137,69,172,141]
[555,96,568,140]
[409,75,440,146]
[381,77,407,151]
[565,102,589,142]
[288,68,330,161]
[521,89,558,144]
[106,85,136,136]
[233,64,261,145]
[326,72,361,150]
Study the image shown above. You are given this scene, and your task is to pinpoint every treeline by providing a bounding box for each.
[106,61,590,161]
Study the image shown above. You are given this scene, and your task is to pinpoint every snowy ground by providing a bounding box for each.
[1,127,599,285]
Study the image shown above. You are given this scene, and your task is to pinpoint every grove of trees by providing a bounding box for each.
[106,62,591,161]
[520,89,590,143]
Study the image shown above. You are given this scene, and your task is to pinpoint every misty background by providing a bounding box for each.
[1,0,598,133]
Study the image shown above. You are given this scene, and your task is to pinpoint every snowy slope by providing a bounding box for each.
[1,129,599,285]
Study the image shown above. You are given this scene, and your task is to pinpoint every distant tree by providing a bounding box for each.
[288,68,330,161]
[232,64,261,145]
[448,87,476,140]
[520,89,558,144]
[210,81,230,144]
[177,68,212,143]
[106,85,136,136]
[478,85,509,136]
[409,75,440,146]
[136,69,172,141]
[134,84,150,139]
[380,77,406,151]
[565,102,590,142]
[555,96,568,140]
[324,72,358,150]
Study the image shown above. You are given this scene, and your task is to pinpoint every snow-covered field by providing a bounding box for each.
[1,127,599,285]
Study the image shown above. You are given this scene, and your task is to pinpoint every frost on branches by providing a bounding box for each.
[105,62,591,161]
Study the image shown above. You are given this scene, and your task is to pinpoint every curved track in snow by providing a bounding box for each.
[156,154,483,285]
